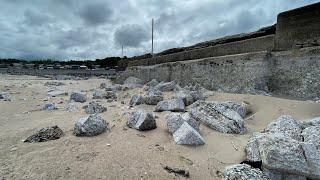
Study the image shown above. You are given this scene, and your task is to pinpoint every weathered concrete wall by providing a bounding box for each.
[128,35,275,67]
[117,47,320,100]
[275,2,320,50]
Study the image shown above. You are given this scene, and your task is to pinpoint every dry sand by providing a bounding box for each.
[1,74,320,180]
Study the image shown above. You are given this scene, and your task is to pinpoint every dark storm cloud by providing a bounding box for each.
[114,24,149,47]
[0,0,319,60]
[78,3,113,26]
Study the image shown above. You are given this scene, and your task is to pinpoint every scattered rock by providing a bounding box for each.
[154,81,177,92]
[144,79,159,91]
[0,92,10,101]
[105,91,117,100]
[70,92,87,103]
[83,102,107,114]
[24,126,64,143]
[129,94,144,106]
[190,101,246,134]
[166,112,200,134]
[163,165,190,178]
[44,82,65,86]
[224,164,267,180]
[155,99,185,112]
[42,103,58,110]
[74,114,109,136]
[100,83,107,89]
[105,84,123,91]
[175,90,194,106]
[144,88,164,105]
[173,122,205,146]
[126,110,157,131]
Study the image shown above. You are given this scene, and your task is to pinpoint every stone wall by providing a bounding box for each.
[274,2,320,50]
[127,35,275,67]
[7,69,116,77]
[117,47,320,100]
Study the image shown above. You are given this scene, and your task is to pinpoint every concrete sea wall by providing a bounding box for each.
[117,47,320,100]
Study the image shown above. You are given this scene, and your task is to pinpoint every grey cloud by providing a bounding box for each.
[23,10,53,26]
[78,3,113,26]
[114,24,149,48]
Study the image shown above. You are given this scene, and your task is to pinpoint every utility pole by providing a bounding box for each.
[121,45,124,58]
[151,18,154,56]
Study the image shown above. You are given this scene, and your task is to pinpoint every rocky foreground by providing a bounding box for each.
[0,74,320,180]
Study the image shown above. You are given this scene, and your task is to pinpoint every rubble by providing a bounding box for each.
[70,92,87,103]
[129,94,144,106]
[126,110,157,131]
[166,112,200,134]
[83,101,107,114]
[173,122,205,146]
[154,81,177,92]
[144,88,164,105]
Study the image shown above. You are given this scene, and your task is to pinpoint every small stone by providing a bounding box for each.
[0,92,10,101]
[42,103,58,110]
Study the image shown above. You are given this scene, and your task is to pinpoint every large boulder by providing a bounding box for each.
[129,94,144,106]
[166,112,200,134]
[173,122,205,146]
[190,101,246,134]
[126,110,157,131]
[0,92,10,101]
[154,81,177,92]
[224,164,267,180]
[144,88,164,105]
[264,115,302,141]
[123,77,143,88]
[74,114,109,136]
[175,89,205,106]
[70,92,87,103]
[155,99,185,112]
[83,102,107,114]
[24,126,64,143]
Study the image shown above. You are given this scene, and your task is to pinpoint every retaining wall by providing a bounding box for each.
[117,47,320,100]
[6,69,116,77]
[128,35,275,67]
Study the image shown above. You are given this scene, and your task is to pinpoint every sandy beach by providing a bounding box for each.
[1,74,320,180]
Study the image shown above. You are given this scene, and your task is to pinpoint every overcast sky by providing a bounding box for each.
[0,0,318,60]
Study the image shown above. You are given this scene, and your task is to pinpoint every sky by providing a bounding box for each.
[0,0,318,60]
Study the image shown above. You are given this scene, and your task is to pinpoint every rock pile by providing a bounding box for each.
[70,92,87,103]
[83,102,107,114]
[225,115,320,179]
[74,114,109,136]
[24,126,64,143]
[126,110,157,131]
[190,101,246,134]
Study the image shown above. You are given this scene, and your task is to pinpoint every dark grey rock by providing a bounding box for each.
[44,81,65,86]
[190,101,246,134]
[74,114,109,136]
[24,126,64,143]
[166,112,200,134]
[105,84,123,91]
[70,92,87,103]
[129,94,144,106]
[224,164,267,180]
[173,122,205,146]
[105,91,117,100]
[144,89,164,105]
[221,101,249,118]
[155,99,185,112]
[144,79,159,91]
[126,110,157,131]
[83,102,107,114]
